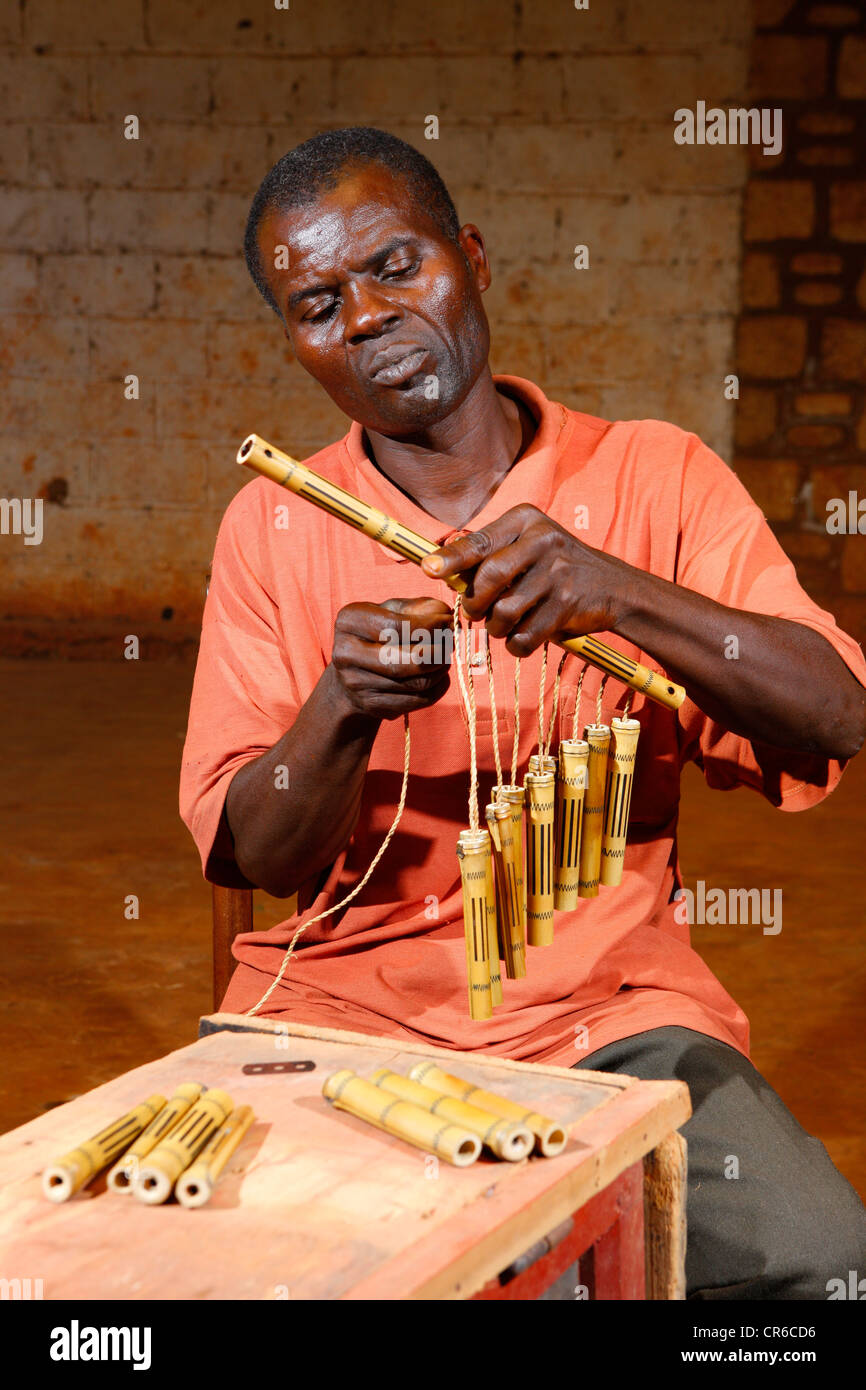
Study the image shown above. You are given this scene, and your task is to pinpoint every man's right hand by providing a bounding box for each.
[331,597,454,720]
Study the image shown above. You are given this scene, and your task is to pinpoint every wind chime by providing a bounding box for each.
[234,434,682,1020]
[451,606,644,1020]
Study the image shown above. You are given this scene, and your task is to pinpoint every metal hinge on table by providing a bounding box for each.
[241,1060,316,1074]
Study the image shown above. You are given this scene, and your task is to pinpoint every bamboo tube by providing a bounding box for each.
[524,770,556,946]
[369,1069,533,1161]
[42,1094,167,1203]
[322,1070,481,1166]
[578,724,611,899]
[456,829,494,1020]
[485,799,525,981]
[600,717,641,888]
[483,829,503,1008]
[528,753,557,776]
[175,1105,255,1209]
[133,1089,234,1206]
[497,784,527,952]
[107,1083,205,1193]
[408,1063,568,1157]
[237,435,685,713]
[554,739,589,911]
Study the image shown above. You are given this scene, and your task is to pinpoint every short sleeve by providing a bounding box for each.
[179,481,326,885]
[673,435,866,811]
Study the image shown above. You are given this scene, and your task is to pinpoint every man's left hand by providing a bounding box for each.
[420,504,636,656]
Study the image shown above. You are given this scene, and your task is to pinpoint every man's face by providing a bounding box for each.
[257,163,492,436]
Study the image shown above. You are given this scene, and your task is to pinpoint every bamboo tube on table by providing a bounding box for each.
[370,1069,533,1161]
[497,783,526,943]
[456,829,494,1020]
[322,1070,481,1167]
[524,770,556,946]
[107,1082,205,1193]
[578,723,611,899]
[554,739,589,911]
[408,1063,568,1157]
[42,1093,167,1203]
[600,717,641,887]
[175,1105,255,1209]
[485,799,525,981]
[133,1088,234,1206]
[237,435,686,714]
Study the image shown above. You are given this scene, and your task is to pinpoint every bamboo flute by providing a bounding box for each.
[497,783,527,949]
[456,829,495,1019]
[554,739,589,911]
[485,798,526,979]
[322,1070,481,1166]
[107,1083,205,1193]
[600,717,641,887]
[42,1094,167,1203]
[408,1063,568,1157]
[369,1069,533,1161]
[175,1105,255,1209]
[578,723,611,899]
[237,435,685,713]
[133,1089,234,1206]
[524,770,556,946]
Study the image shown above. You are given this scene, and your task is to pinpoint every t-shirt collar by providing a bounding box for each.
[340,374,572,556]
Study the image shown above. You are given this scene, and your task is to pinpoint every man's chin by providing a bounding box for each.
[351,379,455,436]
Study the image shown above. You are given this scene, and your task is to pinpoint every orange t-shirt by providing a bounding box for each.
[180,375,866,1066]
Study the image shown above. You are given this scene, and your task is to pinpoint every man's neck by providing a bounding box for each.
[361,370,536,528]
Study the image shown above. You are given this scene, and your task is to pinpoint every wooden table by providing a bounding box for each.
[0,1014,690,1300]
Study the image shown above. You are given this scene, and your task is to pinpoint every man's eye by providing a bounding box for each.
[382,259,418,280]
[305,301,338,323]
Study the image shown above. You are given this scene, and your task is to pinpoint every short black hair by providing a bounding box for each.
[243,126,461,315]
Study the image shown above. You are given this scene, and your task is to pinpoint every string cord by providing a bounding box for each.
[510,658,521,786]
[596,672,609,726]
[570,665,587,741]
[536,643,548,756]
[244,712,412,1017]
[485,637,505,794]
[546,651,568,756]
[452,597,480,831]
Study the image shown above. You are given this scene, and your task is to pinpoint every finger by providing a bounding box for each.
[481,566,552,639]
[459,529,551,621]
[420,508,536,581]
[502,597,571,658]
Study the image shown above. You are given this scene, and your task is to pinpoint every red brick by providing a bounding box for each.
[754,0,797,23]
[735,387,778,447]
[89,57,211,120]
[732,457,800,519]
[90,441,207,507]
[794,393,851,416]
[155,380,349,447]
[0,315,87,379]
[90,192,209,255]
[790,252,842,274]
[798,112,854,135]
[781,531,832,561]
[829,183,866,242]
[811,463,866,514]
[806,4,861,24]
[0,438,89,504]
[154,257,268,322]
[798,145,854,166]
[832,596,866,643]
[0,55,88,119]
[486,261,614,325]
[741,251,779,308]
[795,282,842,306]
[744,181,814,241]
[787,423,845,448]
[40,254,155,317]
[0,193,87,253]
[0,254,38,312]
[737,316,808,378]
[211,58,335,125]
[89,319,208,381]
[821,320,866,383]
[838,37,866,99]
[206,322,295,381]
[750,36,827,99]
[857,271,866,311]
[23,0,144,47]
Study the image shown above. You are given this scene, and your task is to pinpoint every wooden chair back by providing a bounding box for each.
[212,884,253,1011]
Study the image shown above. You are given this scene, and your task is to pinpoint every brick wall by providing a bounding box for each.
[0,1,752,654]
[734,0,866,645]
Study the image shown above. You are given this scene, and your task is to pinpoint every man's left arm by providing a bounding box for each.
[423,506,866,762]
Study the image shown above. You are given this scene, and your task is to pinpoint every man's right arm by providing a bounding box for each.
[225,597,453,897]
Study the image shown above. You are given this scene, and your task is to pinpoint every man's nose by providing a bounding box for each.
[343,282,401,343]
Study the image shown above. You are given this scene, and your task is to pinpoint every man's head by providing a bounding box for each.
[243,127,493,437]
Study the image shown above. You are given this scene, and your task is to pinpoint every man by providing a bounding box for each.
[181,127,866,1298]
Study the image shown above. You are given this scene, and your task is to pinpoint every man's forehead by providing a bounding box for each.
[261,172,433,278]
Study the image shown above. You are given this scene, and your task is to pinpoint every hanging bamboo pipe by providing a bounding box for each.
[554,739,589,911]
[524,770,556,946]
[237,435,685,713]
[485,798,526,979]
[456,829,495,1020]
[578,724,611,899]
[600,717,641,887]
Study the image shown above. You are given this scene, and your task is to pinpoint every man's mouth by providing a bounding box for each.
[368,346,429,387]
